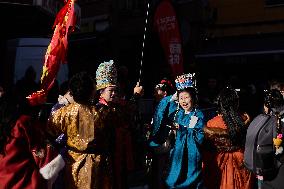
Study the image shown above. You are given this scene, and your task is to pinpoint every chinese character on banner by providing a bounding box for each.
[169,41,182,65]
[154,0,184,77]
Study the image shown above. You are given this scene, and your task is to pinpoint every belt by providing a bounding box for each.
[67,146,106,155]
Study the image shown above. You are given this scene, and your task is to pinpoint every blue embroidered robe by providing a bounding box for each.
[150,95,205,189]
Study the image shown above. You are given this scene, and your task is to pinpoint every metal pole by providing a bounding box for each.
[138,1,150,84]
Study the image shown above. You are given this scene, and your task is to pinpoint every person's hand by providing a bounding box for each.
[242,112,251,125]
[166,123,179,130]
[171,123,179,130]
[134,82,144,96]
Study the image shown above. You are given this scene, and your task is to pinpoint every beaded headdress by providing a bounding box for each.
[175,73,196,91]
[96,60,118,90]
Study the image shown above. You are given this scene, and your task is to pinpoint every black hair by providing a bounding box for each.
[217,87,246,147]
[156,78,175,95]
[69,72,94,104]
[177,87,198,108]
[264,89,284,113]
[59,80,69,95]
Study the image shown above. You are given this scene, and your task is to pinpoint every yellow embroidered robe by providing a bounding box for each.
[47,103,113,189]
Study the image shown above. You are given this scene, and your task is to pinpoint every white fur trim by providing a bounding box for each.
[39,154,65,180]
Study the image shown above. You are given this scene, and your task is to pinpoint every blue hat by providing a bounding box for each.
[96,60,118,90]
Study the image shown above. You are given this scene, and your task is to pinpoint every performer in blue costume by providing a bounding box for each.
[150,73,204,189]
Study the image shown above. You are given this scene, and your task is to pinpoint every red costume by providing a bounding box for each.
[203,115,254,189]
[0,115,64,189]
[97,97,135,189]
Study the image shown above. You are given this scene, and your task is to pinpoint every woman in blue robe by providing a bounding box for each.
[149,73,205,189]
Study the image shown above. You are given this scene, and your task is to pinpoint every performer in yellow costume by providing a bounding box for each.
[47,72,113,189]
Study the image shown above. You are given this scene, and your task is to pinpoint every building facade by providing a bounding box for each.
[195,0,284,83]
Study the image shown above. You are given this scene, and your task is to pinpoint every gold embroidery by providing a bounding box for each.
[47,103,113,189]
[204,127,241,152]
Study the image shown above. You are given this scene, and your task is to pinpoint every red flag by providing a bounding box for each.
[154,0,184,77]
[27,0,76,105]
[41,0,76,91]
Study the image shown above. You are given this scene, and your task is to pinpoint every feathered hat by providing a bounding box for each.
[96,60,118,90]
[175,73,196,91]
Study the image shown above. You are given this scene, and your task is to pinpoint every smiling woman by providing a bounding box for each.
[149,73,205,189]
[178,87,197,114]
[165,80,204,189]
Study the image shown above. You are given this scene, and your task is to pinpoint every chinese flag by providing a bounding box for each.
[154,0,184,77]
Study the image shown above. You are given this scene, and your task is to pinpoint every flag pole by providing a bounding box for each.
[138,1,150,84]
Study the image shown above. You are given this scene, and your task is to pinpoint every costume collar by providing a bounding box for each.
[99,97,109,106]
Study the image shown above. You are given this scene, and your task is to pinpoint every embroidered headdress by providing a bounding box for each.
[175,73,196,91]
[96,60,118,90]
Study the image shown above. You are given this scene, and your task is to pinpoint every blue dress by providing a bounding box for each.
[150,95,205,189]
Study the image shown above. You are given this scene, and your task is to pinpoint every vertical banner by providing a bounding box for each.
[27,0,76,105]
[154,0,184,77]
[40,0,76,91]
